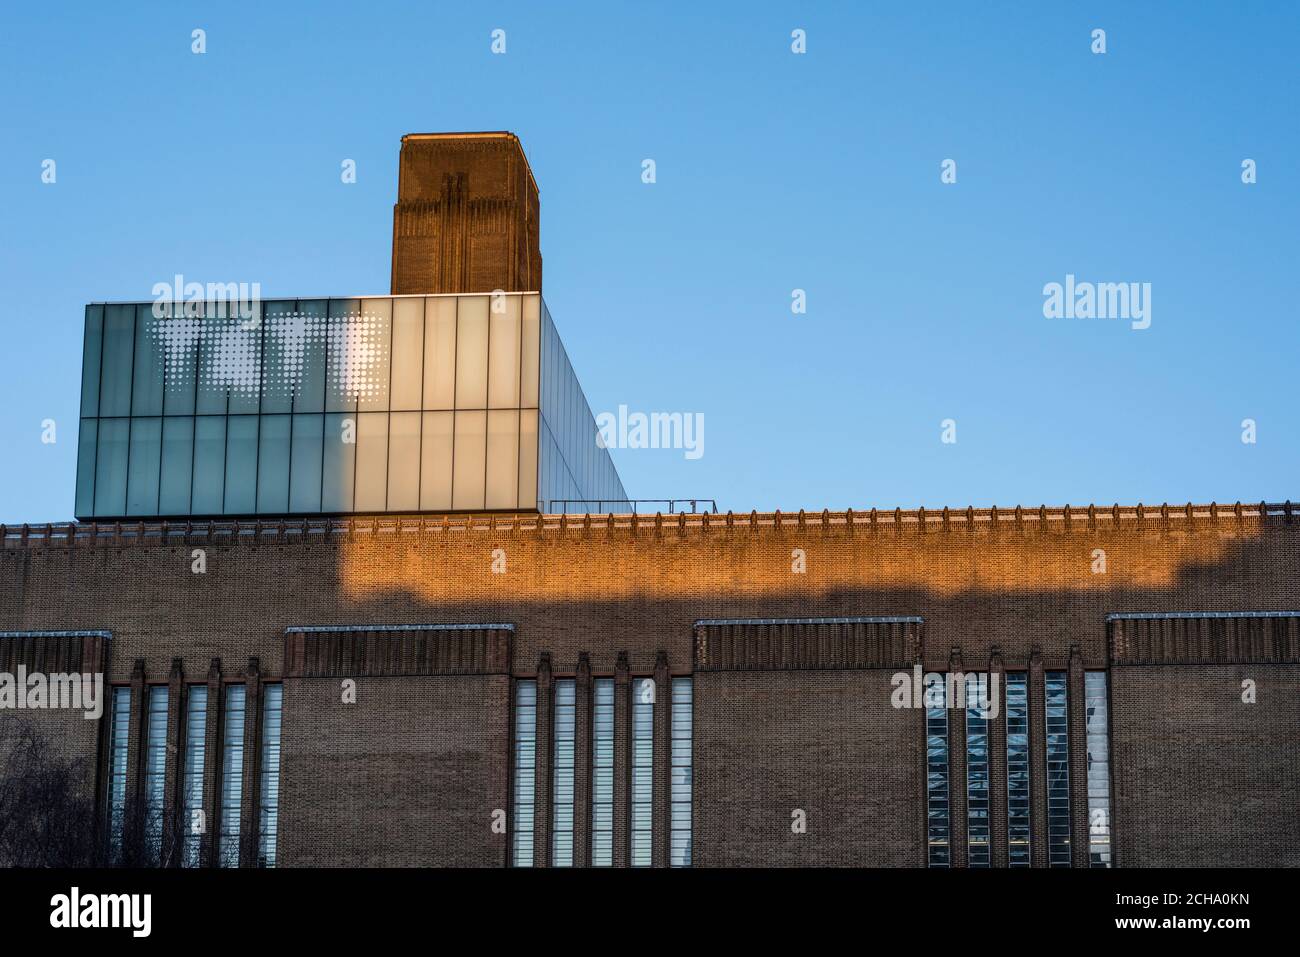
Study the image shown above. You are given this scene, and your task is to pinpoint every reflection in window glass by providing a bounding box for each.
[256,414,291,513]
[325,299,362,414]
[192,416,226,514]
[1086,671,1112,867]
[258,684,283,867]
[132,306,165,416]
[294,300,328,414]
[1006,672,1031,867]
[551,679,576,867]
[1046,671,1071,867]
[223,416,258,514]
[99,304,135,417]
[670,677,693,867]
[261,302,300,415]
[162,309,200,416]
[631,678,654,867]
[159,417,194,515]
[289,414,323,512]
[75,419,97,517]
[81,305,103,418]
[966,674,991,867]
[926,678,950,867]
[219,685,246,867]
[126,418,162,517]
[144,686,169,861]
[591,678,614,866]
[94,418,128,517]
[181,686,208,867]
[511,680,537,867]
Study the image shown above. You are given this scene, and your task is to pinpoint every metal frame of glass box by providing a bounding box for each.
[74,292,625,519]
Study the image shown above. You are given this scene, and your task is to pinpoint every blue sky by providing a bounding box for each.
[2,1,1296,522]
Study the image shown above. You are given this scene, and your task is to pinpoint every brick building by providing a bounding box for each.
[1,133,1296,869]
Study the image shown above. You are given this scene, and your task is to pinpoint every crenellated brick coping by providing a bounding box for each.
[1,500,1295,549]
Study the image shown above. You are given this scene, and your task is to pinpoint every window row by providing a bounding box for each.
[105,682,283,867]
[77,409,540,518]
[511,676,692,867]
[926,670,1111,868]
[81,295,541,419]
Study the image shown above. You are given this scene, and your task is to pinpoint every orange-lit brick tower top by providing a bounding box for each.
[391,132,542,295]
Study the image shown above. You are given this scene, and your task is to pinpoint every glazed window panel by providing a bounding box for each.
[551,679,576,867]
[80,305,104,418]
[389,297,425,411]
[126,417,162,515]
[159,416,195,515]
[1045,671,1072,867]
[925,678,950,867]
[1086,671,1112,867]
[454,296,489,409]
[106,686,131,859]
[131,305,165,416]
[965,673,991,867]
[181,685,208,867]
[488,294,521,409]
[258,684,283,867]
[630,678,654,867]
[670,677,693,867]
[591,678,615,867]
[1005,671,1031,867]
[218,685,246,867]
[510,680,537,867]
[144,686,169,861]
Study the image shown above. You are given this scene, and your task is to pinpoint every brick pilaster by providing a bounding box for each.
[652,651,670,867]
[240,657,262,868]
[573,653,592,868]
[947,647,968,868]
[989,648,1008,868]
[1068,644,1089,868]
[533,653,553,867]
[1028,645,1048,868]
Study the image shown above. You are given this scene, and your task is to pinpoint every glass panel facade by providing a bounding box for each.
[670,677,693,867]
[1085,671,1112,867]
[1005,672,1031,867]
[106,686,131,859]
[76,294,619,519]
[631,678,654,867]
[925,679,950,867]
[144,686,168,861]
[591,678,614,867]
[219,684,246,867]
[510,679,537,867]
[258,684,283,867]
[551,679,576,867]
[1045,671,1072,867]
[181,685,208,867]
[965,674,990,867]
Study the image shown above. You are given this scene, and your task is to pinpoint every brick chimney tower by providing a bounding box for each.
[390,131,542,295]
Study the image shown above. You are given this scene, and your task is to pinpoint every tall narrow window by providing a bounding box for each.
[1085,671,1112,867]
[630,678,654,867]
[144,686,169,862]
[258,684,283,867]
[218,685,246,867]
[181,686,208,867]
[510,680,537,866]
[670,677,693,867]
[591,678,614,866]
[106,686,131,859]
[925,678,950,867]
[965,673,990,867]
[551,679,576,867]
[1005,672,1031,867]
[1045,671,1071,867]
